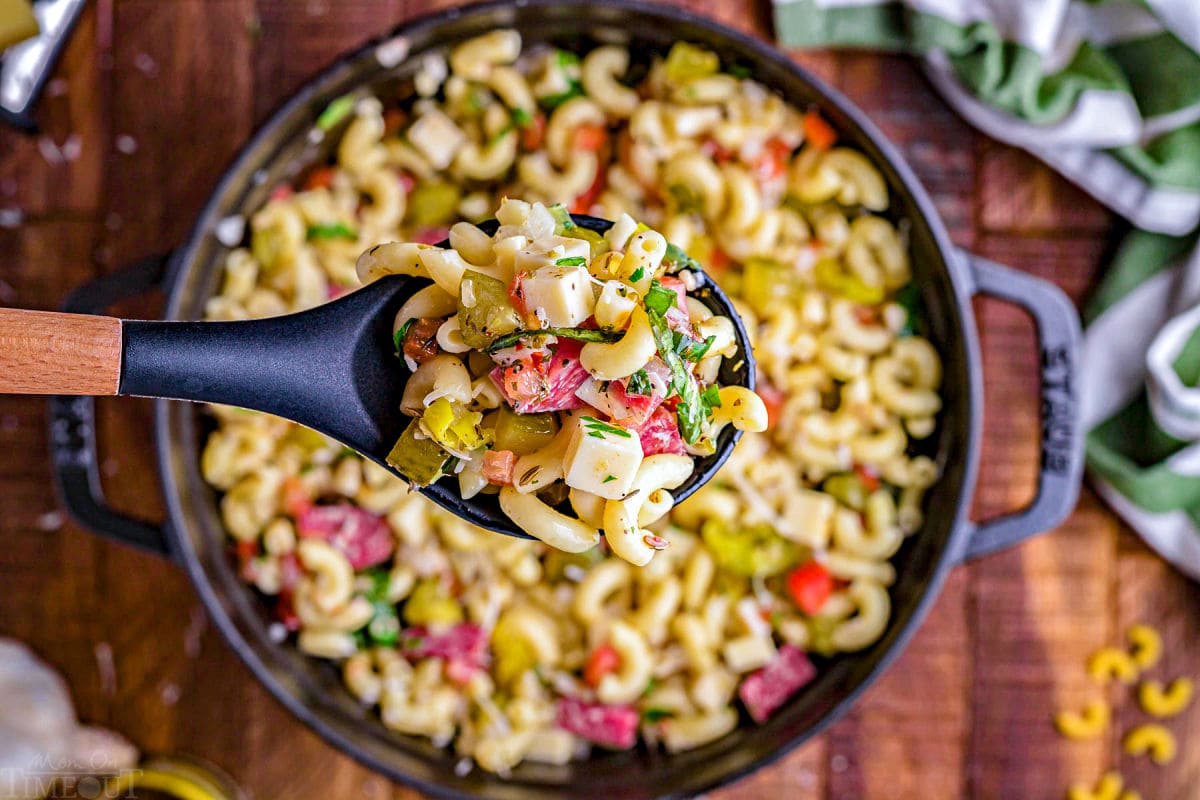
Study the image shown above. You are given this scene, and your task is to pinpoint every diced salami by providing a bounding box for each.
[635,407,687,456]
[411,227,449,245]
[297,504,395,569]
[555,697,639,750]
[737,645,816,723]
[491,338,589,414]
[608,378,664,427]
[481,450,517,485]
[400,623,489,669]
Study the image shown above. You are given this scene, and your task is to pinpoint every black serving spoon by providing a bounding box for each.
[0,215,754,538]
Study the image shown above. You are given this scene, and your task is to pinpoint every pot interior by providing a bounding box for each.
[158,2,978,798]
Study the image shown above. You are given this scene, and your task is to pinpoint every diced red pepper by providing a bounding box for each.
[701,137,735,163]
[752,137,792,183]
[803,109,837,151]
[383,108,408,137]
[481,450,517,485]
[401,317,442,364]
[572,123,607,153]
[303,166,336,192]
[756,382,785,430]
[400,623,489,669]
[297,504,395,569]
[584,643,622,688]
[282,476,314,519]
[708,246,732,273]
[491,338,589,414]
[556,697,639,750]
[786,561,834,616]
[738,645,816,723]
[269,184,294,202]
[570,164,606,215]
[521,111,546,150]
[636,406,686,456]
[507,271,528,318]
[853,463,881,493]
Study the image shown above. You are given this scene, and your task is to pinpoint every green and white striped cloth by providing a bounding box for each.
[775,0,1200,579]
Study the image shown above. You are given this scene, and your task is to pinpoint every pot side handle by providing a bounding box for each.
[956,250,1084,562]
[49,254,174,557]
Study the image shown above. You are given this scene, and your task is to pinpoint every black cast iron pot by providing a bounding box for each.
[48,2,1086,798]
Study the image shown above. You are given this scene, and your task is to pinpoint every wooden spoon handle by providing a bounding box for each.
[0,309,123,395]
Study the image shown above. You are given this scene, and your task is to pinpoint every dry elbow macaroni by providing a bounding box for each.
[200,36,944,774]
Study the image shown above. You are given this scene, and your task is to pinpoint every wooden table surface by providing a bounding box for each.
[1,1,1198,798]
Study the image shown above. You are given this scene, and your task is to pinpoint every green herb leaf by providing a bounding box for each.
[587,431,605,439]
[645,306,706,444]
[700,385,722,413]
[582,416,634,438]
[394,318,415,352]
[512,107,533,128]
[644,281,678,316]
[629,266,645,282]
[641,707,674,723]
[367,602,400,646]
[306,221,357,241]
[729,64,752,79]
[487,326,622,352]
[894,282,922,337]
[555,49,580,68]
[316,94,356,131]
[626,369,652,396]
[674,332,716,362]
[663,241,701,273]
[555,256,587,267]
[603,474,617,484]
[539,80,584,111]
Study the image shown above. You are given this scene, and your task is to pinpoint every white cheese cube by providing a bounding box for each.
[515,235,592,273]
[519,265,595,327]
[493,235,529,275]
[562,417,643,500]
[721,635,777,674]
[407,109,466,170]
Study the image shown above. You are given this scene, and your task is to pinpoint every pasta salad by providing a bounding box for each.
[362,198,764,565]
[200,33,944,774]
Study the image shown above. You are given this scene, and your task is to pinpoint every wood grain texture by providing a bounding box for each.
[0,309,122,394]
[0,2,1198,799]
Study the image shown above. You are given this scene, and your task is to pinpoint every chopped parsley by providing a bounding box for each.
[393,318,415,352]
[673,331,716,362]
[626,369,652,396]
[555,256,587,266]
[641,708,674,723]
[644,281,678,316]
[306,221,357,241]
[894,282,922,337]
[487,326,621,352]
[582,416,633,438]
[540,82,584,110]
[603,474,617,484]
[663,241,701,273]
[700,385,722,412]
[729,63,752,79]
[316,94,355,131]
[511,107,533,128]
[629,266,646,282]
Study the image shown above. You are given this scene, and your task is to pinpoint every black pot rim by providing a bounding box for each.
[154,1,983,797]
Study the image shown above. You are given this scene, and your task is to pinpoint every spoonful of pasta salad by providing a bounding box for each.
[0,199,762,564]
